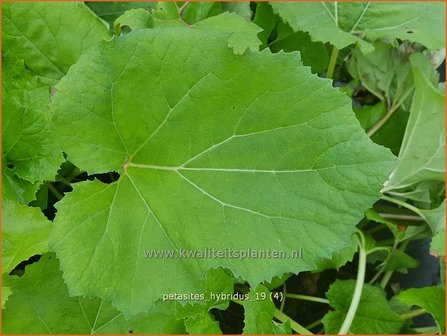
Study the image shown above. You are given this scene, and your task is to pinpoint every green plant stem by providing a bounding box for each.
[177,1,191,27]
[375,239,395,246]
[326,46,339,79]
[378,213,423,221]
[411,326,440,334]
[232,299,312,334]
[273,309,313,335]
[379,240,410,288]
[368,240,397,285]
[280,283,286,311]
[366,105,395,137]
[48,183,63,200]
[381,195,422,216]
[401,308,427,320]
[365,224,387,235]
[338,233,367,334]
[285,293,329,304]
[367,86,413,137]
[305,318,322,330]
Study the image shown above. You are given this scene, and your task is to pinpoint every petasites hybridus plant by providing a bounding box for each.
[2,1,445,334]
[48,26,395,316]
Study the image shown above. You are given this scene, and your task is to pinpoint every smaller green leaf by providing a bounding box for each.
[2,56,63,185]
[398,286,446,334]
[253,3,278,48]
[389,181,445,207]
[430,229,445,258]
[354,101,388,131]
[323,280,404,334]
[384,250,419,272]
[272,320,292,334]
[365,208,404,240]
[222,2,252,20]
[2,287,12,309]
[183,313,222,334]
[347,43,416,108]
[3,253,185,334]
[270,21,329,74]
[2,200,51,275]
[419,200,446,235]
[271,2,445,52]
[3,167,39,204]
[150,2,221,27]
[114,8,153,33]
[270,2,371,53]
[242,285,275,334]
[87,2,155,26]
[263,273,291,291]
[182,2,223,25]
[2,2,111,82]
[193,12,262,54]
[176,268,234,334]
[384,57,445,191]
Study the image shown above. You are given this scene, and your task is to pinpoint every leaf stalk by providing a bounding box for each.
[326,46,339,79]
[338,231,367,334]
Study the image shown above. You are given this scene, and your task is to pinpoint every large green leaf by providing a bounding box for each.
[2,200,51,275]
[397,286,446,334]
[384,58,445,192]
[2,253,185,334]
[322,280,404,334]
[270,2,445,52]
[2,56,63,190]
[50,28,395,317]
[2,2,110,83]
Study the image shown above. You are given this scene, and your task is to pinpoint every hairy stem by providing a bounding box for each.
[338,232,367,334]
